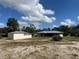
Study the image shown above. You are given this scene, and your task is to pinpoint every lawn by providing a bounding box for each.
[27,36,79,42]
[0,36,79,47]
[0,37,52,47]
[62,36,79,41]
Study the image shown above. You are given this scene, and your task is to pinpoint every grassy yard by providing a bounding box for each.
[0,36,79,47]
[27,36,79,42]
[62,36,79,41]
[0,37,52,47]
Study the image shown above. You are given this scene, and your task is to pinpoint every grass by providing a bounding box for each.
[62,36,79,41]
[0,36,79,48]
[30,36,79,42]
[27,37,51,41]
[0,37,52,48]
[1,41,51,47]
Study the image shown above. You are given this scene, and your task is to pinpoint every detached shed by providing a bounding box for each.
[8,31,32,40]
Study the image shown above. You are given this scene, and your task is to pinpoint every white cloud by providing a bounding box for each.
[21,16,56,23]
[51,17,56,21]
[31,22,41,29]
[44,10,55,15]
[77,16,79,21]
[53,25,58,28]
[18,21,29,29]
[0,23,6,28]
[18,20,41,29]
[60,19,75,27]
[0,0,56,23]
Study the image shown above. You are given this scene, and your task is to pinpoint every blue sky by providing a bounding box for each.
[0,0,79,29]
[40,0,79,25]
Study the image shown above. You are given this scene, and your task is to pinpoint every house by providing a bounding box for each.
[37,31,63,37]
[8,31,32,40]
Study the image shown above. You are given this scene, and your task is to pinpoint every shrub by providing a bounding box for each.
[52,35,63,41]
[0,34,2,39]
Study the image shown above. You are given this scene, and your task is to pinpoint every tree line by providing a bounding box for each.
[0,17,79,37]
[0,17,36,37]
[52,25,79,36]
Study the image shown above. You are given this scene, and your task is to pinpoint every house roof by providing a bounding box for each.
[9,31,31,34]
[37,31,63,34]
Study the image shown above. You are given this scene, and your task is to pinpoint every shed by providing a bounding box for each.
[37,31,63,37]
[8,31,32,40]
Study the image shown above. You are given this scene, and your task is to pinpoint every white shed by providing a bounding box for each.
[8,31,32,40]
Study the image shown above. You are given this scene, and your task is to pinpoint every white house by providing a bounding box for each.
[8,31,32,40]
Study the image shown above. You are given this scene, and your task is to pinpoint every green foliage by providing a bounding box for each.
[25,27,36,33]
[42,28,51,31]
[1,27,8,37]
[52,25,79,37]
[1,27,8,33]
[0,29,2,39]
[52,27,59,31]
[0,34,2,39]
[22,24,36,34]
[7,18,19,32]
[22,26,26,31]
[58,26,71,36]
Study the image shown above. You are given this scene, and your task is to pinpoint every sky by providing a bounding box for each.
[0,0,79,29]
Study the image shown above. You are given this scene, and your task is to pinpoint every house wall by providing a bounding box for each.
[24,35,32,38]
[38,33,63,37]
[8,33,13,39]
[13,34,32,40]
[8,33,32,40]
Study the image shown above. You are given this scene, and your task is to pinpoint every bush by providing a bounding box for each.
[0,34,2,39]
[52,35,63,41]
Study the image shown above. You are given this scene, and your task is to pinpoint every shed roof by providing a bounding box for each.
[37,31,63,34]
[9,31,31,34]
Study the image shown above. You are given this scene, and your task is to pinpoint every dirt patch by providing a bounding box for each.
[0,39,79,59]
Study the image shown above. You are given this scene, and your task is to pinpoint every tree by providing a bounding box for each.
[1,27,8,37]
[0,28,3,38]
[52,24,79,37]
[58,25,71,36]
[75,25,79,36]
[2,27,8,33]
[7,18,19,32]
[25,27,36,33]
[42,28,51,31]
[22,26,26,31]
[30,24,36,30]
[24,24,36,34]
[76,24,79,28]
[52,27,59,31]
